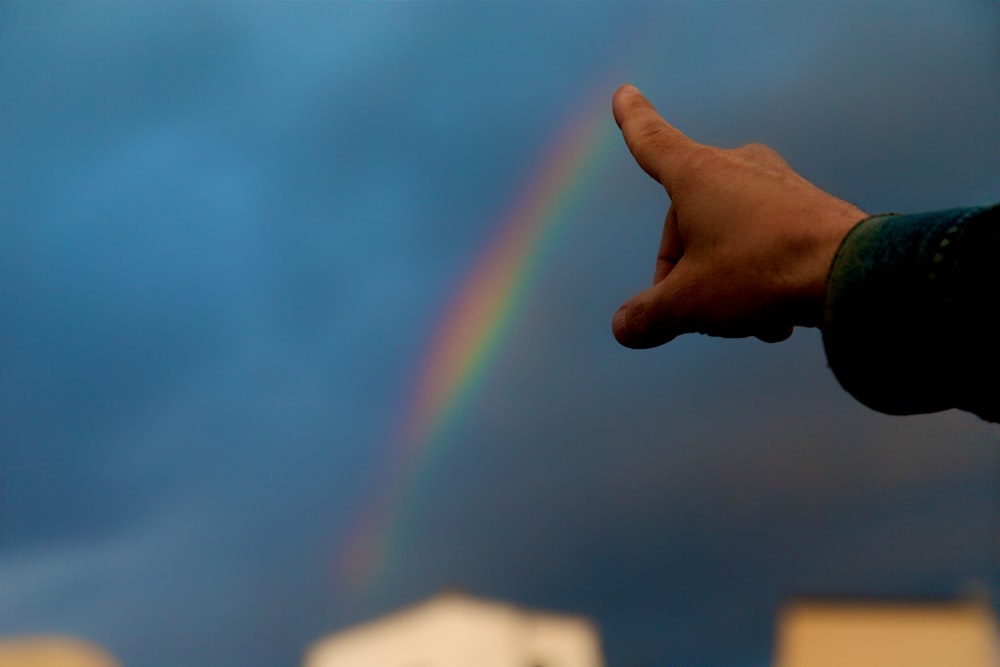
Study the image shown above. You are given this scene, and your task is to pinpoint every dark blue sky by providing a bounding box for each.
[1,3,997,666]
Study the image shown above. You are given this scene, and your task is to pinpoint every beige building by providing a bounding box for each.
[304,592,603,667]
[775,597,1000,667]
[0,636,119,667]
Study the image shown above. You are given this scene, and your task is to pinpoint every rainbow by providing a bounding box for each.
[338,84,618,597]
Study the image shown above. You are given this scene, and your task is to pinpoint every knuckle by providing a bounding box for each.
[741,142,773,154]
[735,142,788,167]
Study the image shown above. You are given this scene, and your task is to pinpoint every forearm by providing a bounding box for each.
[821,204,999,422]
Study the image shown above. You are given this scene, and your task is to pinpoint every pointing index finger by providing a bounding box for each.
[612,84,697,191]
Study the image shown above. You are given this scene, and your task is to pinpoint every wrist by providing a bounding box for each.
[795,204,868,328]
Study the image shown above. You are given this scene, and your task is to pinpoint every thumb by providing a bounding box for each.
[612,269,696,349]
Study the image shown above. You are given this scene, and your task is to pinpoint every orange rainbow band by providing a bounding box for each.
[338,84,619,597]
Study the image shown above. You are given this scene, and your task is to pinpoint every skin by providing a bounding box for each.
[611,84,868,348]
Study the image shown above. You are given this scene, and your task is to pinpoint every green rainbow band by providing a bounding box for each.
[338,85,619,598]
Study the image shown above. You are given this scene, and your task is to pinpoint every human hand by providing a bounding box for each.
[611,84,867,347]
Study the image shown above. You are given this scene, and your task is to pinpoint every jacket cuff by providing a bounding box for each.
[821,205,998,420]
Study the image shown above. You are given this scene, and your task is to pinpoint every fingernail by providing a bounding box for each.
[619,84,642,97]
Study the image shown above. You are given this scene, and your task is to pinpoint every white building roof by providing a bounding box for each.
[303,592,603,667]
[0,636,119,667]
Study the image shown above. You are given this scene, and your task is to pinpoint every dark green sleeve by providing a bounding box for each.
[821,204,999,422]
